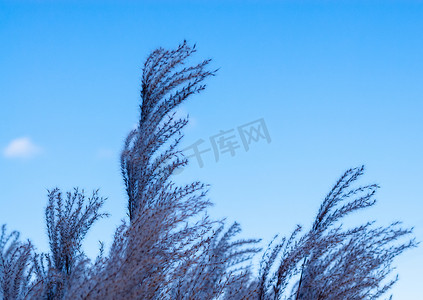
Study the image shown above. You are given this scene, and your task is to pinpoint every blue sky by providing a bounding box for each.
[1,1,422,297]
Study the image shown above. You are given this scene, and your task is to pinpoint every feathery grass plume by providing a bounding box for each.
[294,166,416,300]
[121,40,217,221]
[257,225,307,300]
[0,225,33,300]
[29,188,108,299]
[170,222,262,299]
[256,166,416,300]
[63,41,221,299]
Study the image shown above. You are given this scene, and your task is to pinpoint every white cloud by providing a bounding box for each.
[3,137,42,159]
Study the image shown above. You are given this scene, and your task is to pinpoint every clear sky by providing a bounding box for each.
[1,1,422,298]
